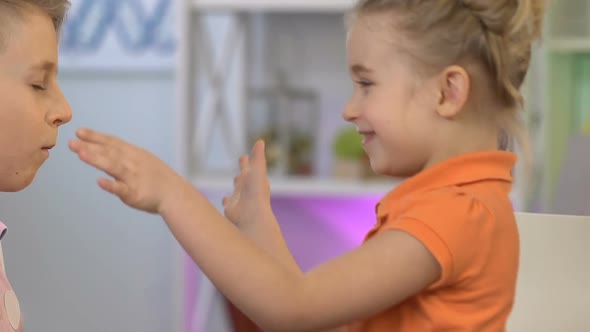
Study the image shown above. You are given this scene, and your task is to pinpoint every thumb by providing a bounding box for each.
[251,140,267,174]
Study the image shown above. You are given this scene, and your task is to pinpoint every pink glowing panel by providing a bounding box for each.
[184,195,381,331]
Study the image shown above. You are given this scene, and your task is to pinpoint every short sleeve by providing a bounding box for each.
[0,222,6,241]
[378,188,493,288]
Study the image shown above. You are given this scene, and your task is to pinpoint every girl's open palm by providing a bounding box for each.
[222,140,272,227]
[69,128,185,214]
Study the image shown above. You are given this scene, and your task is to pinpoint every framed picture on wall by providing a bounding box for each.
[58,0,176,72]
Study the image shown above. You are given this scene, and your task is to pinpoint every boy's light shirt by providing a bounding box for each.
[0,223,22,331]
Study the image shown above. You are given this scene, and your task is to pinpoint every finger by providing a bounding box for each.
[68,139,83,153]
[72,141,127,180]
[76,128,119,145]
[97,178,129,198]
[251,140,267,173]
[239,155,250,172]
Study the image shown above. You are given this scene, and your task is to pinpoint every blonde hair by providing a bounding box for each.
[0,0,70,50]
[350,0,546,152]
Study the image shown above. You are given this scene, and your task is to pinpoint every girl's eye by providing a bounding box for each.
[356,81,373,87]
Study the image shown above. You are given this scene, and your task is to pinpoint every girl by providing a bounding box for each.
[0,1,72,331]
[70,0,545,330]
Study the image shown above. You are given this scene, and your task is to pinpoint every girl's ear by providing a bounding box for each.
[435,65,470,119]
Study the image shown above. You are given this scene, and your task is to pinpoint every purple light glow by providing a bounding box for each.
[184,194,382,331]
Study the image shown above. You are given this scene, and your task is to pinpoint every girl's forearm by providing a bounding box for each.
[159,182,305,330]
[237,208,302,274]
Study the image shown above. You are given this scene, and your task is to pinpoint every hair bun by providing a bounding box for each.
[460,0,545,39]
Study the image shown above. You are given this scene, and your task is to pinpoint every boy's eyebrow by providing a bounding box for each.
[350,64,373,75]
[29,60,57,73]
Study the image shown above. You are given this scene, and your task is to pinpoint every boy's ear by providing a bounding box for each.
[435,65,470,119]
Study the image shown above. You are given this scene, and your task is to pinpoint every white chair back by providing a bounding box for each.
[508,212,590,331]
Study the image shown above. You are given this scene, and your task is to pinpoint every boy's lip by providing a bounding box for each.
[42,144,55,150]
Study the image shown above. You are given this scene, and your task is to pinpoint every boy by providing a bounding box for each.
[0,1,72,330]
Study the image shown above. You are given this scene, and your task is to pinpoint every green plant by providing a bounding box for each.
[332,126,365,160]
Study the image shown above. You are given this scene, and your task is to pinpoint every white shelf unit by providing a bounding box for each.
[176,0,373,196]
[547,38,590,53]
[191,175,399,197]
[546,0,590,53]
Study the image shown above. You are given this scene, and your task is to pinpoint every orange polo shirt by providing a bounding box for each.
[347,151,519,332]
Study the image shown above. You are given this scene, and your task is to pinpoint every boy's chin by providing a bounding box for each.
[0,171,37,192]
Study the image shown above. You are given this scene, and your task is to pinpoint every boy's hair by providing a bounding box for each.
[350,0,546,151]
[0,0,70,50]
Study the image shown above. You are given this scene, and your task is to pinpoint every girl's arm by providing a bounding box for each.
[163,185,439,330]
[70,129,441,331]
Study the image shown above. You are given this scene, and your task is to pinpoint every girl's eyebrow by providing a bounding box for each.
[350,64,374,75]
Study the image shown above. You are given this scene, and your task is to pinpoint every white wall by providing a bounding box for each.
[0,73,182,332]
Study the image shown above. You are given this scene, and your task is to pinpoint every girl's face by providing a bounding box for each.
[342,13,440,178]
[0,8,72,191]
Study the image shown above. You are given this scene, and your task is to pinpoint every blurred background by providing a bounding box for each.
[0,0,588,331]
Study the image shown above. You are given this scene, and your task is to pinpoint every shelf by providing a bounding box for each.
[190,0,355,12]
[191,175,400,197]
[547,38,590,52]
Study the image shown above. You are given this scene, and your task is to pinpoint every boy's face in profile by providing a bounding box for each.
[0,7,72,192]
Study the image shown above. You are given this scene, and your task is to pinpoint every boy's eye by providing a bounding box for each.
[31,84,47,91]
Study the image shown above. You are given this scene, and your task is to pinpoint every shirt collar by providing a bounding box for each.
[376,151,516,218]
